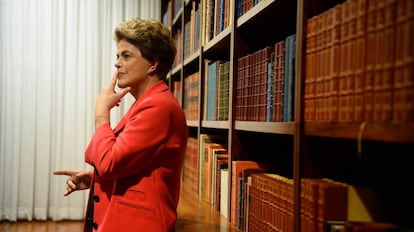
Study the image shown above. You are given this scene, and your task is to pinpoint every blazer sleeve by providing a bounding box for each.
[84,96,172,179]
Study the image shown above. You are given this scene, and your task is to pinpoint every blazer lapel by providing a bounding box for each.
[112,81,168,135]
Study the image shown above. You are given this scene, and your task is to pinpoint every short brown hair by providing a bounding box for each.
[114,18,176,81]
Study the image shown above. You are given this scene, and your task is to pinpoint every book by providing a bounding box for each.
[204,143,227,204]
[244,175,253,232]
[183,72,200,120]
[240,168,266,231]
[267,52,275,122]
[183,137,199,193]
[205,60,219,121]
[230,160,264,226]
[210,146,228,206]
[198,134,227,197]
[259,46,274,122]
[274,39,286,122]
[217,61,230,120]
[220,168,229,218]
[283,34,296,122]
[215,159,229,211]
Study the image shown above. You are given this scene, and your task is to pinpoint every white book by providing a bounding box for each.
[220,168,229,219]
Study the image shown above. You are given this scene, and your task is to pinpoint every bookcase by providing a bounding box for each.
[162,0,414,231]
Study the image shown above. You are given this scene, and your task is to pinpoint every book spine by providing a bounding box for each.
[329,4,342,122]
[393,0,414,123]
[267,52,275,122]
[364,0,378,121]
[274,40,286,122]
[353,0,368,122]
[315,12,326,121]
[323,9,333,122]
[380,0,397,122]
[305,16,317,122]
[338,1,350,122]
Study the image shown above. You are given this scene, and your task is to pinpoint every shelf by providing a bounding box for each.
[171,64,181,76]
[186,120,199,127]
[235,121,295,135]
[203,27,231,60]
[237,0,276,27]
[172,6,183,27]
[183,49,201,67]
[201,120,229,129]
[304,122,414,143]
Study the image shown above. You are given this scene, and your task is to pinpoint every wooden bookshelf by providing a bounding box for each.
[162,0,414,231]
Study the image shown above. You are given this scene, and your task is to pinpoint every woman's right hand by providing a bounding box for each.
[94,71,131,128]
[53,169,93,196]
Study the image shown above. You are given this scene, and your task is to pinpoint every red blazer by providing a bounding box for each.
[84,81,188,232]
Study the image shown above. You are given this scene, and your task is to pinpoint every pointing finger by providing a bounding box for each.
[109,71,118,89]
[53,170,76,176]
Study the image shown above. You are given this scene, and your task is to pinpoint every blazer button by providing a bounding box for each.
[93,195,100,202]
[93,222,98,230]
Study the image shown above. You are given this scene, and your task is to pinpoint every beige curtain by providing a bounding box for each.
[0,0,161,221]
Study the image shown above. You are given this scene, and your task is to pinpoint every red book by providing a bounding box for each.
[393,0,414,123]
[317,179,348,232]
[304,16,317,122]
[204,143,227,204]
[329,4,342,122]
[273,40,286,122]
[353,0,368,122]
[364,0,378,122]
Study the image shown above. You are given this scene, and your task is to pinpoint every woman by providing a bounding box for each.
[54,18,188,232]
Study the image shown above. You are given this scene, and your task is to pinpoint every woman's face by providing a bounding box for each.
[115,39,151,90]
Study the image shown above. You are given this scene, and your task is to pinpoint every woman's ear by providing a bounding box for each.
[148,64,156,73]
[148,59,159,75]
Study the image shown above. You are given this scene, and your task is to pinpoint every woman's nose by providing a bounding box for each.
[114,60,121,68]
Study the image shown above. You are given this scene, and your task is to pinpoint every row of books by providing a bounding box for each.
[183,71,200,120]
[182,134,410,232]
[184,1,202,60]
[204,60,230,121]
[172,80,182,106]
[183,137,199,193]
[172,28,182,69]
[161,0,182,27]
[182,32,296,123]
[247,172,294,232]
[300,178,348,232]
[236,0,264,18]
[184,135,227,202]
[202,0,231,45]
[179,60,230,122]
[304,0,414,123]
[235,34,296,122]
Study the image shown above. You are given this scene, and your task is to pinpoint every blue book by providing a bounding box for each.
[219,0,225,32]
[206,61,218,120]
[237,177,243,229]
[283,34,296,122]
[266,53,275,122]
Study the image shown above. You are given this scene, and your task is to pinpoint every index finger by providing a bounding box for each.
[53,169,77,176]
[109,71,118,89]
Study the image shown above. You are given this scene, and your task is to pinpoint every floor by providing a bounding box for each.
[0,183,239,232]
